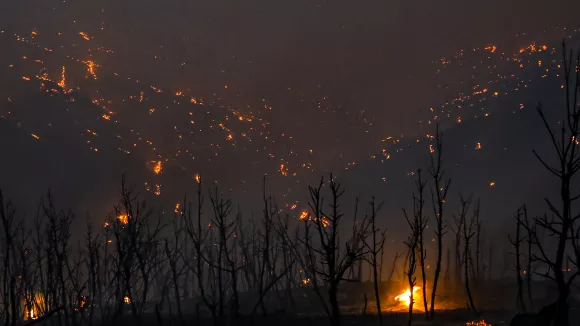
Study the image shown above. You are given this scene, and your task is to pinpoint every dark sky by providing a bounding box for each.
[0,0,579,250]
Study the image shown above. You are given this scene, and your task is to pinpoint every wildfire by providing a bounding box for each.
[123,296,131,304]
[84,60,97,79]
[57,66,66,89]
[25,308,38,320]
[466,321,491,326]
[117,214,129,224]
[79,32,91,41]
[394,287,421,307]
[153,160,163,174]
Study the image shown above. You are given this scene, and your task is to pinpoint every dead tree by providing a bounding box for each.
[362,197,386,324]
[428,124,451,319]
[302,175,369,326]
[413,170,429,316]
[402,208,419,326]
[183,176,219,326]
[452,203,464,295]
[509,207,527,313]
[456,195,478,314]
[523,206,534,312]
[523,41,580,326]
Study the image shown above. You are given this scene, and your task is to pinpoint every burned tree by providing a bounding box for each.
[301,175,369,326]
[522,41,580,326]
[428,124,451,319]
[362,197,386,324]
[509,206,527,313]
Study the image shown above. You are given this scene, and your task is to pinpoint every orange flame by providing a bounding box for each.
[394,287,420,307]
[117,214,128,225]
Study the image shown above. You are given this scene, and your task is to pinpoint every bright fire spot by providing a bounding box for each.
[31,134,40,140]
[299,210,308,220]
[429,144,435,153]
[153,160,163,174]
[174,203,180,213]
[57,66,67,89]
[280,164,289,176]
[394,287,420,307]
[195,174,201,183]
[79,32,91,41]
[124,296,131,304]
[489,181,496,187]
[466,321,491,326]
[484,45,497,53]
[117,214,129,224]
[25,307,38,320]
[476,142,482,150]
[84,60,97,79]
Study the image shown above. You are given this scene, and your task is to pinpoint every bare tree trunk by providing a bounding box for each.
[428,124,450,320]
[510,207,526,313]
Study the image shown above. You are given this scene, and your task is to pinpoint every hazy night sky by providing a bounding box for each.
[0,0,580,247]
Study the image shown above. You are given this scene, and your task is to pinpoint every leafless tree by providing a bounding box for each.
[362,197,386,324]
[509,206,527,313]
[301,175,369,326]
[521,41,580,326]
[428,124,451,319]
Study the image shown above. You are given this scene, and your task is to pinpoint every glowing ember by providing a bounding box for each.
[123,296,131,304]
[153,160,163,174]
[79,32,91,41]
[394,287,420,307]
[84,60,97,79]
[25,307,37,320]
[466,321,491,326]
[57,66,66,89]
[117,214,128,224]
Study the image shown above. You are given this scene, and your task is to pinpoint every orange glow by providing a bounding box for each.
[57,66,66,89]
[299,210,308,220]
[79,32,91,41]
[394,287,421,307]
[174,203,181,213]
[484,45,497,53]
[489,181,496,187]
[23,292,45,320]
[31,134,40,140]
[280,164,289,176]
[466,321,491,326]
[117,214,129,225]
[123,296,131,304]
[155,184,161,196]
[153,160,163,174]
[104,222,110,228]
[84,60,97,79]
[22,76,31,81]
[476,142,482,150]
[195,174,201,183]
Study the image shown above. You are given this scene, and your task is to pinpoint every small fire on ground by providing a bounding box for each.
[394,286,421,308]
[466,321,491,326]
